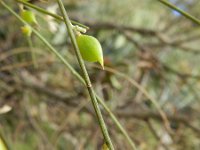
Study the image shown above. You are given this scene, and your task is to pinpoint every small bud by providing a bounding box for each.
[21,25,32,37]
[20,10,37,25]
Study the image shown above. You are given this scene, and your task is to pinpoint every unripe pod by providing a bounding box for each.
[76,34,104,68]
[21,25,32,37]
[20,10,37,25]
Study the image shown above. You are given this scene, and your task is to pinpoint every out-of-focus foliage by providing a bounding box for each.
[1,0,200,149]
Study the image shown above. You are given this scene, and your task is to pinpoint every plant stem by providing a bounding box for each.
[27,36,37,68]
[16,0,89,29]
[96,95,137,150]
[158,0,200,26]
[1,1,138,149]
[55,0,114,149]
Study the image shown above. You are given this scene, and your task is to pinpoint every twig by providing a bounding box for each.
[162,64,200,79]
[0,58,53,71]
[55,0,114,149]
[85,22,157,36]
[27,36,38,68]
[158,0,200,26]
[15,0,89,29]
[117,110,200,134]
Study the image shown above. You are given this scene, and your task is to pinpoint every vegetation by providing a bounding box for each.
[0,0,200,149]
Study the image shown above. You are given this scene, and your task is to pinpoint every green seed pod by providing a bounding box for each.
[21,25,32,37]
[76,34,104,68]
[20,10,37,25]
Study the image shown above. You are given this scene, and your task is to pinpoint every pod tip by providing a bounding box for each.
[98,60,104,70]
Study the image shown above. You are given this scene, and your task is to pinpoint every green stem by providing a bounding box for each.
[55,0,114,149]
[16,0,89,29]
[27,36,38,68]
[158,0,200,25]
[1,1,137,149]
[96,95,137,150]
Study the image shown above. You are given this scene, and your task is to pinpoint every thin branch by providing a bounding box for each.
[55,0,114,149]
[117,110,200,134]
[27,36,38,68]
[85,22,157,36]
[162,64,200,79]
[158,0,200,26]
[15,0,89,29]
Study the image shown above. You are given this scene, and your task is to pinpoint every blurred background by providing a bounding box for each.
[0,0,200,149]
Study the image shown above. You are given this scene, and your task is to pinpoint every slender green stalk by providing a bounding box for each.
[16,0,89,29]
[27,36,38,68]
[55,0,114,149]
[1,1,138,149]
[96,95,137,150]
[158,0,200,25]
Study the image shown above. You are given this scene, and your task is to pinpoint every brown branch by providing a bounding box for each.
[162,64,200,79]
[82,21,157,36]
[117,110,200,135]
